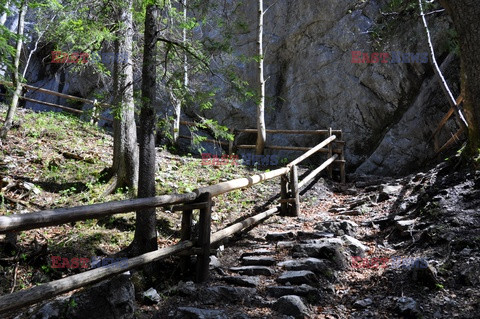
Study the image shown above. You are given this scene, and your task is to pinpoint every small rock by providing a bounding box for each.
[377,192,390,202]
[175,307,227,319]
[266,232,295,241]
[177,281,197,296]
[277,270,317,285]
[396,219,417,231]
[395,297,421,317]
[341,235,368,257]
[222,276,260,288]
[266,284,320,300]
[273,295,308,319]
[229,266,274,276]
[209,256,222,269]
[143,288,161,305]
[382,185,402,194]
[353,298,373,309]
[241,256,276,266]
[276,241,296,248]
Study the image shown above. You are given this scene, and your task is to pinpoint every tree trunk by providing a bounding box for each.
[172,0,188,144]
[439,0,480,158]
[130,3,158,257]
[0,0,10,26]
[255,0,266,155]
[107,0,138,193]
[0,0,26,139]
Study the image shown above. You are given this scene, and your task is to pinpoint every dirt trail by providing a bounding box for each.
[153,163,480,319]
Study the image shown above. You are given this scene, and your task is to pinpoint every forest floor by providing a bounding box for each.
[0,108,479,319]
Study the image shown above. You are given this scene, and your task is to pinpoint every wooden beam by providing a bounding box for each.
[0,240,193,314]
[298,154,338,189]
[235,128,343,135]
[0,80,110,108]
[0,193,198,234]
[180,209,193,274]
[21,96,83,114]
[210,207,278,245]
[328,128,333,179]
[287,135,336,168]
[195,193,212,282]
[195,167,289,197]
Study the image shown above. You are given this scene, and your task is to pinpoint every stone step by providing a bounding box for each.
[229,266,274,276]
[241,256,276,266]
[277,270,317,285]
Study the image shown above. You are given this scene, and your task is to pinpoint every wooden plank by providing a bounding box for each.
[195,167,289,197]
[235,128,342,135]
[210,207,278,244]
[0,80,110,108]
[195,193,212,282]
[0,193,198,233]
[0,240,193,314]
[287,135,336,168]
[298,154,338,189]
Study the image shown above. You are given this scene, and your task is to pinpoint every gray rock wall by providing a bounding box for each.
[201,0,459,176]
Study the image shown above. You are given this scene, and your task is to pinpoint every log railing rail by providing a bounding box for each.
[432,95,466,154]
[0,84,346,314]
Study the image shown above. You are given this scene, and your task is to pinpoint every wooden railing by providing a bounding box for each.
[432,95,466,154]
[0,133,344,314]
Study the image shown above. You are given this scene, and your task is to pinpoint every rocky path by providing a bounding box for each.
[21,163,479,319]
[152,164,480,319]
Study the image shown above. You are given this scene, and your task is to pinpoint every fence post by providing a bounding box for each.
[195,192,212,282]
[289,165,300,216]
[340,130,346,184]
[229,128,235,155]
[280,174,289,216]
[328,127,333,179]
[180,209,193,274]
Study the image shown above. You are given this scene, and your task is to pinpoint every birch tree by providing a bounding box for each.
[0,0,27,139]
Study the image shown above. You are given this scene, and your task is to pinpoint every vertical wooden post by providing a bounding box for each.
[228,128,235,155]
[180,209,193,274]
[339,130,346,184]
[289,165,300,217]
[328,127,333,179]
[195,192,212,282]
[280,174,289,216]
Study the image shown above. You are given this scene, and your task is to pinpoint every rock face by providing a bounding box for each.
[20,0,459,175]
[200,0,459,176]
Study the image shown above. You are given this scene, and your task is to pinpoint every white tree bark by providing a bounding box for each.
[1,0,26,139]
[255,0,266,155]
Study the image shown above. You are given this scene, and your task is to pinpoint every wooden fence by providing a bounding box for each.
[0,131,344,314]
